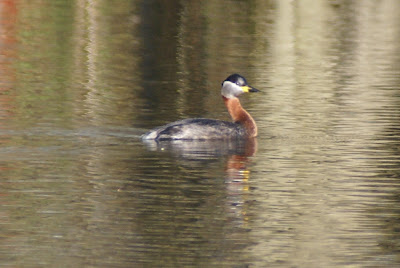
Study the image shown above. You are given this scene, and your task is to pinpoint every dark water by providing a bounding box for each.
[1,0,400,267]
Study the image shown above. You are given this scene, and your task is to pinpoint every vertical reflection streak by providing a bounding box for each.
[84,0,100,122]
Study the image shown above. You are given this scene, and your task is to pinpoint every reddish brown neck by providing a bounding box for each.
[223,96,258,138]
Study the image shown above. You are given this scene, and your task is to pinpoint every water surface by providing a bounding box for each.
[1,0,400,267]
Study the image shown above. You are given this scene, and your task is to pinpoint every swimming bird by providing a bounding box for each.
[142,74,259,140]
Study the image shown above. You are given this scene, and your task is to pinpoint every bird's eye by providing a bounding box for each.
[236,78,244,86]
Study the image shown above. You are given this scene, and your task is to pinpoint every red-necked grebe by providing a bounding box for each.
[142,74,259,140]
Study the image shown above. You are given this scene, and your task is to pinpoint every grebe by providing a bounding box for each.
[142,74,259,140]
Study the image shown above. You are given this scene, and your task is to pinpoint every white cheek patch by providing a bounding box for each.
[221,81,243,98]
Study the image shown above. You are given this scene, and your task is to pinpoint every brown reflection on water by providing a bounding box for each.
[137,138,257,266]
[0,0,17,125]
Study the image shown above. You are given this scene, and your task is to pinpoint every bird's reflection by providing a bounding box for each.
[142,137,257,230]
[142,138,257,214]
[142,138,257,160]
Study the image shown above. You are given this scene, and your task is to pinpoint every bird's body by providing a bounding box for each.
[142,74,259,140]
[142,118,247,140]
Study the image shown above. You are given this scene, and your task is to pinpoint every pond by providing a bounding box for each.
[1,0,400,267]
